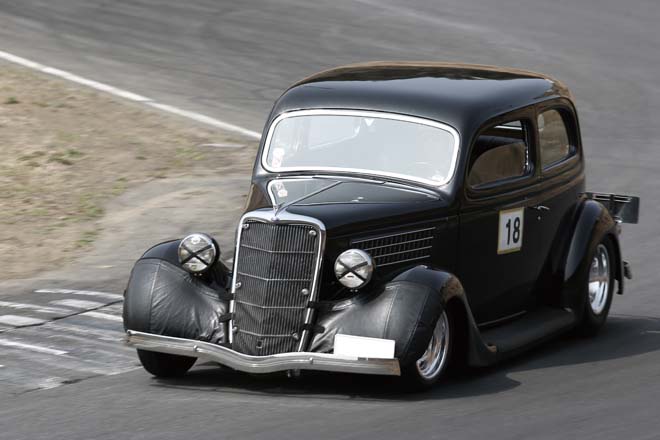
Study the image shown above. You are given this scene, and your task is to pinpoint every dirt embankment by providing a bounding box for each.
[0,63,258,280]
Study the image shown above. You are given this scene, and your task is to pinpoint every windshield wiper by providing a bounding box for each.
[273,180,342,216]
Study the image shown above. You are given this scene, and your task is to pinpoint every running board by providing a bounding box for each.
[480,307,577,360]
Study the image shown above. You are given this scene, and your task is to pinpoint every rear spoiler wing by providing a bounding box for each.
[584,192,640,224]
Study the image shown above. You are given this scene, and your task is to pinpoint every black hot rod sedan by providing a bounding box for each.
[123,62,639,388]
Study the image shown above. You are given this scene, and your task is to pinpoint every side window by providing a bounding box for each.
[468,120,531,188]
[538,109,573,168]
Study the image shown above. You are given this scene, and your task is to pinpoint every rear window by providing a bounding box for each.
[538,109,573,168]
[468,120,531,187]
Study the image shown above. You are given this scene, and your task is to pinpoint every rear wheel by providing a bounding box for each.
[401,309,452,390]
[137,349,196,378]
[579,238,615,335]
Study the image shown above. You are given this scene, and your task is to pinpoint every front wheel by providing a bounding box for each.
[401,309,452,390]
[137,349,197,378]
[579,238,615,335]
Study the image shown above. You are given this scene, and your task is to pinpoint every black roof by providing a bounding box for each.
[268,62,573,139]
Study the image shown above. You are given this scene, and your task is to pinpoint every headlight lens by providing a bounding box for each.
[178,233,218,274]
[334,249,374,289]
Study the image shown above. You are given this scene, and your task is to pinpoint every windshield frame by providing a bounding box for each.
[261,109,461,187]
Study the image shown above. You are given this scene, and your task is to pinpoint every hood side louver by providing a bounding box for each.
[351,227,435,268]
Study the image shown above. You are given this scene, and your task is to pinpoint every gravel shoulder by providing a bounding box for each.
[0,62,257,281]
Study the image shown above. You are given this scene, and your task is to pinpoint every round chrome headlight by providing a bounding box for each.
[178,233,218,274]
[334,249,374,290]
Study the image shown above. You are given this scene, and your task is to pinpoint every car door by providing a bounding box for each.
[526,103,585,300]
[457,113,545,325]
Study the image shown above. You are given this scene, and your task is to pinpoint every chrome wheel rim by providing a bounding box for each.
[588,244,610,315]
[416,310,450,381]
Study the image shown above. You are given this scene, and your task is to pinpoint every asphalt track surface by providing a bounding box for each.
[0,1,659,439]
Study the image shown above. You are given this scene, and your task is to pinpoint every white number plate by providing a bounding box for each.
[334,334,395,359]
[498,208,524,254]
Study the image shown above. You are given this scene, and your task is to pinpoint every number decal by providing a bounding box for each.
[498,208,524,254]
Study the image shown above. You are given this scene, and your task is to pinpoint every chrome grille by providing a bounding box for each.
[352,227,435,267]
[231,218,322,356]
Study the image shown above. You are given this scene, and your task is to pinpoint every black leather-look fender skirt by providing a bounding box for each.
[123,259,229,345]
[310,278,444,368]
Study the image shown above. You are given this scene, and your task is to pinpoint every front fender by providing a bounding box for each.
[122,240,231,344]
[310,266,496,368]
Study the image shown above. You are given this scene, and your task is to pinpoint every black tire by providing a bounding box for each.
[578,236,616,336]
[400,309,454,391]
[137,349,196,378]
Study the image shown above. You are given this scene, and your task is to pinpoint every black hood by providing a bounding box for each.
[250,177,454,236]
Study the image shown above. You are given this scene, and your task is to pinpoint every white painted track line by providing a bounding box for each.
[50,299,106,309]
[33,377,69,390]
[34,288,123,301]
[81,311,123,322]
[0,315,46,326]
[42,66,151,102]
[0,291,134,394]
[0,49,262,140]
[0,301,72,314]
[0,338,67,355]
[47,322,126,341]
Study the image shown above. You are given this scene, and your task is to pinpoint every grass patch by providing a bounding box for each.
[18,151,46,161]
[77,193,105,219]
[48,152,73,165]
[76,230,100,248]
[111,177,128,195]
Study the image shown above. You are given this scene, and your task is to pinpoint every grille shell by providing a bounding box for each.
[231,216,323,356]
[352,227,435,267]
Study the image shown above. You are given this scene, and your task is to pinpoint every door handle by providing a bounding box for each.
[528,205,550,212]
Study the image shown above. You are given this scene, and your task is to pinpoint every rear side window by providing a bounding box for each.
[468,120,531,187]
[538,109,573,168]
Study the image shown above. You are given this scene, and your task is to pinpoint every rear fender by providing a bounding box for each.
[562,200,622,312]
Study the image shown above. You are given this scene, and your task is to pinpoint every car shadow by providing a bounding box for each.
[151,314,660,402]
[501,314,660,372]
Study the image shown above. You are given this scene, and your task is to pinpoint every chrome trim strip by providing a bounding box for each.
[352,227,436,244]
[238,300,307,310]
[360,236,433,251]
[239,329,294,338]
[376,254,432,267]
[477,310,527,328]
[126,330,400,376]
[494,125,523,131]
[261,109,461,187]
[591,194,633,203]
[229,209,326,352]
[240,243,316,254]
[372,246,432,259]
[237,272,312,282]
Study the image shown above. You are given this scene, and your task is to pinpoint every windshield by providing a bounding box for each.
[262,110,460,186]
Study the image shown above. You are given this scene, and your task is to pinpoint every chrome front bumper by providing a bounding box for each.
[125,330,401,376]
